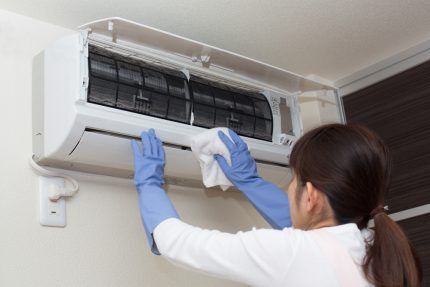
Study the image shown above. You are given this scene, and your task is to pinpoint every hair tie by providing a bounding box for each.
[370,205,386,218]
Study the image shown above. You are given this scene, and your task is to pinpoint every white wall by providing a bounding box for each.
[0,9,338,287]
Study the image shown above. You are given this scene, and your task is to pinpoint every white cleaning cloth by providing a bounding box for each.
[190,127,233,191]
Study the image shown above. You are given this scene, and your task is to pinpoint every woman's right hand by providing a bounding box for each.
[214,129,260,188]
[215,129,292,229]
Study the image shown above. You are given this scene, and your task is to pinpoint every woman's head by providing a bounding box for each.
[287,123,422,287]
[286,175,338,229]
[287,123,390,229]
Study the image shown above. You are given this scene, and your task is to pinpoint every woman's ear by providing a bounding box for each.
[305,181,320,212]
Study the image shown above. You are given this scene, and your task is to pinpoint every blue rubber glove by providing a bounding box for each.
[131,129,180,255]
[214,129,292,229]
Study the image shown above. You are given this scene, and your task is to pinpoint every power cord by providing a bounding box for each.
[29,155,79,201]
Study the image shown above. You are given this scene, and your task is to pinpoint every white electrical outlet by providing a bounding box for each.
[39,176,66,227]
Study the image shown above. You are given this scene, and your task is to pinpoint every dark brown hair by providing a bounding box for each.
[289,123,422,287]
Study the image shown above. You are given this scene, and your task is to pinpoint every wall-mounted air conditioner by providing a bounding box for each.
[32,17,334,188]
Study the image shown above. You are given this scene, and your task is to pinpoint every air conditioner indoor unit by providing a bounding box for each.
[32,17,334,188]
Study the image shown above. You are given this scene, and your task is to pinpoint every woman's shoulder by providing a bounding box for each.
[274,224,371,255]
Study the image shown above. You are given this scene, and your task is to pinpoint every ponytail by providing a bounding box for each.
[363,212,422,287]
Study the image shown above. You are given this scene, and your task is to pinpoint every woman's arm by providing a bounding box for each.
[154,218,295,286]
[131,129,180,254]
[215,130,292,229]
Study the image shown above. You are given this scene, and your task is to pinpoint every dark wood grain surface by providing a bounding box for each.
[398,213,430,286]
[342,60,430,213]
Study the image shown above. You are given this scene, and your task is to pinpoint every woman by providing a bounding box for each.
[131,124,422,286]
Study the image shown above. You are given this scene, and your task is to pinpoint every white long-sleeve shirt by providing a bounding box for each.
[154,218,373,287]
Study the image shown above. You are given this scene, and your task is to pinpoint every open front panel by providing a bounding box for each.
[86,45,273,141]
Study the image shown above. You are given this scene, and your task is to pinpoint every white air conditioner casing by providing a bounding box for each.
[32,18,334,188]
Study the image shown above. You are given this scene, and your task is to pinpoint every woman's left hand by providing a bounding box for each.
[131,128,165,189]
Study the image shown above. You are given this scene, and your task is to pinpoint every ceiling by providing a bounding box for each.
[1,0,430,82]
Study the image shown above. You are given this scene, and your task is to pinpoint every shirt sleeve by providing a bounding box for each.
[153,218,298,286]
